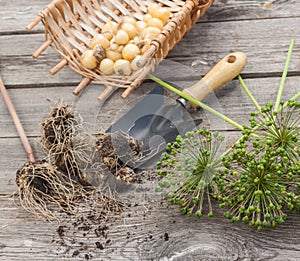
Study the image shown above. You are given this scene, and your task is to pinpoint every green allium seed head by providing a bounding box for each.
[156,128,225,218]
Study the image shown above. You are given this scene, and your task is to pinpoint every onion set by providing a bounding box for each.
[80,4,170,75]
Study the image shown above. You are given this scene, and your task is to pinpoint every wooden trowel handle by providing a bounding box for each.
[183,52,247,107]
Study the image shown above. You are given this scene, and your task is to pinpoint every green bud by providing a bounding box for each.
[277,217,285,225]
[269,203,275,210]
[231,216,240,222]
[253,177,260,184]
[180,207,187,214]
[254,190,262,196]
[249,205,255,212]
[239,206,245,213]
[262,221,271,227]
[207,212,214,218]
[238,195,244,202]
[223,212,232,219]
[249,220,256,227]
[192,197,199,204]
[195,211,202,218]
[168,198,175,204]
[242,216,249,223]
[288,203,294,210]
[257,226,262,232]
[257,164,264,171]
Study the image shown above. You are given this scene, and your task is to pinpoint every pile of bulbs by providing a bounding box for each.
[80,4,170,76]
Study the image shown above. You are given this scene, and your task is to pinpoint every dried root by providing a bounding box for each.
[40,104,90,186]
[15,160,124,221]
[15,102,125,222]
[96,131,142,183]
[16,160,82,221]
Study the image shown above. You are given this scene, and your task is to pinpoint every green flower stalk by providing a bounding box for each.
[275,39,295,112]
[157,129,224,218]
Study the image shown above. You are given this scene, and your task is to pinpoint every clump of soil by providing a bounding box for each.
[96,131,142,183]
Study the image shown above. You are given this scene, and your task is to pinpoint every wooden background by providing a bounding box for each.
[0,0,300,260]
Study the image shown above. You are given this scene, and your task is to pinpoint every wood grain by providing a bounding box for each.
[0,77,298,138]
[1,0,300,33]
[0,76,298,194]
[204,0,300,22]
[168,17,300,75]
[0,0,300,260]
[1,17,300,88]
[0,197,299,260]
[0,0,50,33]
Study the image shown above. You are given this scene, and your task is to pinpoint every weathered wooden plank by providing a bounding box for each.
[168,17,300,75]
[0,132,241,194]
[0,82,164,138]
[0,137,46,194]
[0,0,50,34]
[1,72,299,195]
[1,0,300,33]
[0,34,47,56]
[1,17,300,87]
[0,77,298,193]
[0,86,79,138]
[0,197,299,260]
[0,82,249,194]
[0,55,81,87]
[205,0,300,22]
[0,77,298,138]
[0,1,299,260]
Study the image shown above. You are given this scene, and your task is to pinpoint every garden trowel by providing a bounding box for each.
[107,52,247,169]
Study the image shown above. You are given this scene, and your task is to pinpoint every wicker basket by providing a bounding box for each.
[27,0,214,101]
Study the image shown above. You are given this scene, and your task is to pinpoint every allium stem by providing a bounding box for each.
[148,74,244,131]
[237,75,261,112]
[275,39,295,112]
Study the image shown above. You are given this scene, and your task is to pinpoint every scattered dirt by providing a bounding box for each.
[164,232,169,241]
[49,189,125,259]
